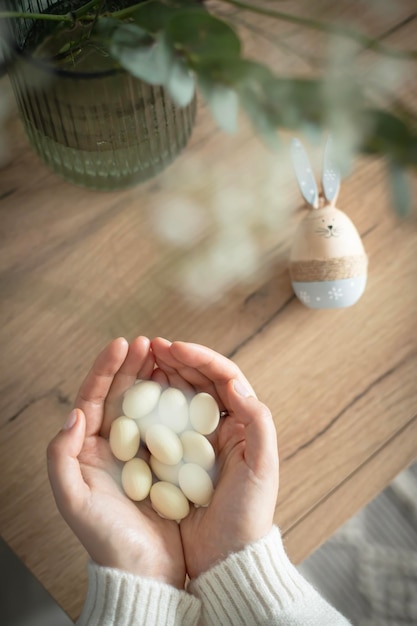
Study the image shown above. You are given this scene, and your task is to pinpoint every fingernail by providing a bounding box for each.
[233,379,253,398]
[63,409,77,430]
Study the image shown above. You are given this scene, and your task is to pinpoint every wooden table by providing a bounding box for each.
[1,1,416,621]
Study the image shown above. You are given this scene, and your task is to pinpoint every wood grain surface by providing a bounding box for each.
[0,1,416,620]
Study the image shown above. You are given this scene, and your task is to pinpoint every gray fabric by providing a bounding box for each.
[298,462,417,625]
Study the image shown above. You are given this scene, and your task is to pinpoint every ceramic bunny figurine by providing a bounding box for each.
[289,137,368,309]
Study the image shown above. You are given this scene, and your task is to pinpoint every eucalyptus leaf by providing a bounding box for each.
[263,78,326,129]
[111,30,172,85]
[167,58,196,107]
[95,16,121,40]
[110,22,150,49]
[210,65,328,133]
[167,10,241,61]
[239,87,280,151]
[130,2,179,33]
[360,109,417,165]
[91,2,417,181]
[199,76,239,133]
[388,160,411,217]
[129,1,205,34]
[196,58,268,88]
[196,59,280,144]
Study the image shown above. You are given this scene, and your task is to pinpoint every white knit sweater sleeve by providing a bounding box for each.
[188,526,351,626]
[76,561,201,626]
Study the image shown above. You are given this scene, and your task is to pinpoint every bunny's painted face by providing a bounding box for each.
[315,212,343,238]
[307,207,356,239]
[290,206,365,261]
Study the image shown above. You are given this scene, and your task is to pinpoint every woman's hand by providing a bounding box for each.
[151,338,279,580]
[47,336,186,589]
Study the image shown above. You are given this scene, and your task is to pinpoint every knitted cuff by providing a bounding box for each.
[76,561,201,626]
[188,526,318,625]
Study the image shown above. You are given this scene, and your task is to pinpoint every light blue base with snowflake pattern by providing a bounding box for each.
[292,275,367,309]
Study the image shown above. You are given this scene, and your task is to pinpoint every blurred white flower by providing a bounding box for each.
[179,228,259,302]
[150,196,208,246]
[145,139,299,302]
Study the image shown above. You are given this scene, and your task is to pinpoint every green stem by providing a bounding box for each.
[0,1,157,26]
[0,11,73,23]
[110,0,157,20]
[86,0,106,35]
[74,0,102,18]
[218,0,417,59]
[0,1,103,24]
[0,0,102,23]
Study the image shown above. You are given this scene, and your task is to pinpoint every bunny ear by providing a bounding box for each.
[290,138,319,208]
[322,135,341,205]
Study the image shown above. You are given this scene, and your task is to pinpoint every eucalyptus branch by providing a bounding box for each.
[74,0,103,18]
[110,0,157,20]
[0,11,73,23]
[217,0,417,60]
[88,0,106,35]
[0,1,103,24]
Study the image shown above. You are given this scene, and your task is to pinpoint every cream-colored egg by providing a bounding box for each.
[121,458,152,501]
[189,393,220,435]
[150,456,183,485]
[290,206,365,262]
[158,387,189,433]
[109,416,140,461]
[179,463,214,506]
[180,431,215,470]
[146,423,183,466]
[136,411,159,443]
[122,380,161,420]
[150,481,190,520]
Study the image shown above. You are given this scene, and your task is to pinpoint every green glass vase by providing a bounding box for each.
[5,1,197,190]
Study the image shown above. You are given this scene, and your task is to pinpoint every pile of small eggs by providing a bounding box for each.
[109,380,220,521]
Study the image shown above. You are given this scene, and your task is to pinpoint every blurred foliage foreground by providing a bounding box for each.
[1,0,416,214]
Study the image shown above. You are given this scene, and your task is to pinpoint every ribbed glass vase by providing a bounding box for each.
[5,1,197,190]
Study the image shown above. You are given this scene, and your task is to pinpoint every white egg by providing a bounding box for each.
[146,423,183,466]
[136,411,159,442]
[109,416,140,461]
[150,481,190,521]
[121,458,152,501]
[122,380,161,419]
[158,387,189,433]
[150,456,183,485]
[180,431,215,470]
[189,392,220,435]
[110,382,221,510]
[179,463,214,506]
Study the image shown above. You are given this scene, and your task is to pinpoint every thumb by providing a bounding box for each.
[47,409,89,519]
[226,380,279,480]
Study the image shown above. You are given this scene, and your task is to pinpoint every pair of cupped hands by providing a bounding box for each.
[47,336,279,590]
